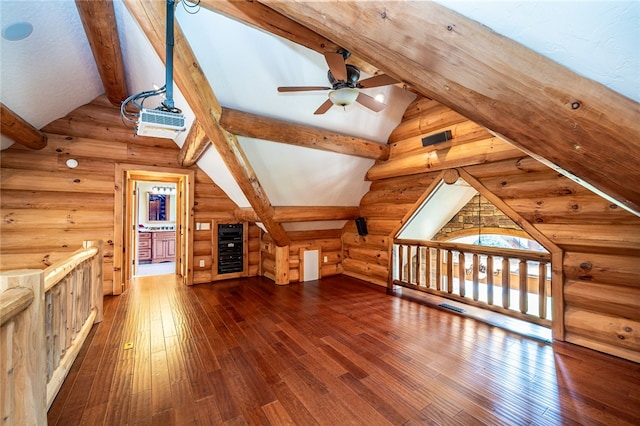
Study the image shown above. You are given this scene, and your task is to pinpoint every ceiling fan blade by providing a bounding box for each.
[278,86,331,92]
[324,52,347,82]
[313,99,334,115]
[356,92,386,112]
[358,74,399,88]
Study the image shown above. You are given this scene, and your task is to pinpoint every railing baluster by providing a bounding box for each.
[52,286,61,375]
[410,245,417,284]
[416,246,423,286]
[502,257,510,309]
[446,250,453,294]
[45,290,53,381]
[66,276,73,347]
[84,262,91,321]
[391,238,551,327]
[406,245,412,284]
[435,249,442,291]
[486,255,494,306]
[519,259,528,314]
[458,252,466,297]
[60,279,67,354]
[425,247,432,288]
[538,262,547,319]
[75,266,83,332]
[398,244,405,283]
[472,253,479,301]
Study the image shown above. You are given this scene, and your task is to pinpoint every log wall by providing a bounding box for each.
[261,229,343,283]
[0,96,254,293]
[344,96,640,362]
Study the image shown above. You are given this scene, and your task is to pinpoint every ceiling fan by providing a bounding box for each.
[277,49,400,115]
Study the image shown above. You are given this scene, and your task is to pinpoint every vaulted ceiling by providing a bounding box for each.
[2,0,639,226]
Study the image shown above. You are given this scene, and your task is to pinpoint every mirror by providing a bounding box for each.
[148,193,170,222]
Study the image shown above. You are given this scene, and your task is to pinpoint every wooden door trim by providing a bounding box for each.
[114,164,194,293]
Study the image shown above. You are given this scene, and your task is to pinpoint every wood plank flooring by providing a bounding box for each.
[48,274,640,425]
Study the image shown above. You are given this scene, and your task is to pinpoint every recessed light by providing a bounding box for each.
[66,159,79,169]
[2,22,33,41]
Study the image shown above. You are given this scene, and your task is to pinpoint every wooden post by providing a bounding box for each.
[502,257,511,309]
[472,253,480,301]
[446,250,453,294]
[538,262,547,320]
[425,248,432,289]
[458,252,466,298]
[435,249,442,291]
[519,259,528,314]
[486,256,494,306]
[274,245,290,285]
[398,244,404,283]
[0,269,47,426]
[83,240,104,323]
[416,246,423,286]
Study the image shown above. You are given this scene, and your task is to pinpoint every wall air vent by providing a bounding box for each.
[422,130,452,147]
[137,108,186,139]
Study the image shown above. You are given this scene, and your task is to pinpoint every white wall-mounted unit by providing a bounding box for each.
[137,108,186,139]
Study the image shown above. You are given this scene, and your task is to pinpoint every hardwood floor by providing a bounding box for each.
[48,275,640,425]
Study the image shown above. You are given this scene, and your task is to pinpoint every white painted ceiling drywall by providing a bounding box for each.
[1,1,639,223]
[398,179,478,241]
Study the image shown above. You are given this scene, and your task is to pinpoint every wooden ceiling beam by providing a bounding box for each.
[75,0,128,106]
[123,0,290,247]
[0,103,47,150]
[235,206,360,223]
[219,107,388,160]
[260,1,640,215]
[178,121,210,167]
[198,0,384,78]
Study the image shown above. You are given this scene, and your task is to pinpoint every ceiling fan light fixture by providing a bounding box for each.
[328,87,359,107]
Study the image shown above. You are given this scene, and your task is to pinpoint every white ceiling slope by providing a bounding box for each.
[0,0,104,148]
[1,1,639,220]
[436,0,639,103]
[114,2,415,212]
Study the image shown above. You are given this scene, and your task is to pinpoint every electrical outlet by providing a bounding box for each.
[324,256,328,263]
[199,259,205,267]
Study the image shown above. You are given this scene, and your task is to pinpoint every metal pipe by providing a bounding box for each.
[165,0,175,109]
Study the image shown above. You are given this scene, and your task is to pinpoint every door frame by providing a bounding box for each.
[114,164,194,294]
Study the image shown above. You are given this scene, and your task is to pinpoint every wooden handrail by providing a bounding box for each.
[395,238,551,262]
[0,286,34,327]
[44,245,99,291]
[393,238,552,327]
[1,240,103,425]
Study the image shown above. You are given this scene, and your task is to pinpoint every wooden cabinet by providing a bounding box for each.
[138,232,152,263]
[152,231,176,263]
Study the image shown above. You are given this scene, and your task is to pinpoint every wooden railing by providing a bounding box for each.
[393,239,552,326]
[0,240,103,425]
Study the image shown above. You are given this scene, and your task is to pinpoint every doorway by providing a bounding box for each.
[114,165,194,294]
[134,180,177,278]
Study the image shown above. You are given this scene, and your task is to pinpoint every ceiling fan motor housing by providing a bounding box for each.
[328,64,360,89]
